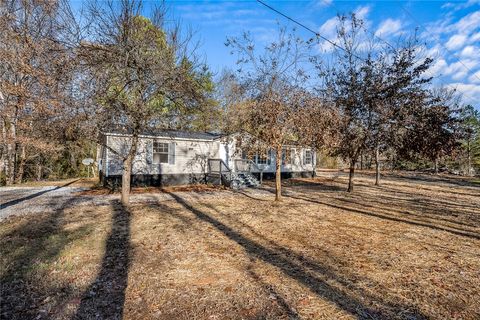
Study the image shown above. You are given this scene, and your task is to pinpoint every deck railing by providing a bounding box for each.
[207,158,232,185]
[234,159,263,185]
[234,159,259,172]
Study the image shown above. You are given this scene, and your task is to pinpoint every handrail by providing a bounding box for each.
[208,158,231,173]
[234,159,261,173]
[234,159,263,185]
[207,158,232,184]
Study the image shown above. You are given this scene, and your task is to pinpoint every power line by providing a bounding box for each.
[327,1,399,53]
[401,6,480,83]
[256,0,365,61]
[399,5,479,102]
[256,0,476,103]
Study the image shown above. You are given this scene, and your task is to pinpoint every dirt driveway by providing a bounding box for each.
[0,181,241,220]
[0,182,90,220]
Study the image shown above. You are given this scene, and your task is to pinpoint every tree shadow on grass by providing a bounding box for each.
[387,173,480,189]
[245,265,301,320]
[255,185,480,240]
[222,192,479,259]
[0,180,79,210]
[168,192,428,320]
[73,200,131,320]
[0,196,90,320]
[284,192,480,240]
[234,190,271,202]
[319,191,480,231]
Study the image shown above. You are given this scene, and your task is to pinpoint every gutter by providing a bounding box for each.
[103,132,218,143]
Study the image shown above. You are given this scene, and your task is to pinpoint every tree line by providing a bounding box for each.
[1,0,479,203]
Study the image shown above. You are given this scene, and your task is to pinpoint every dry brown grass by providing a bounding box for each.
[78,183,226,196]
[8,178,99,188]
[1,173,479,319]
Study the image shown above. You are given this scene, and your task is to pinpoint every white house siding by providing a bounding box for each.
[101,133,315,187]
[223,143,315,174]
[248,148,315,174]
[105,135,221,176]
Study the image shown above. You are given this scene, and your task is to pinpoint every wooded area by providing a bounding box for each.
[1,0,479,203]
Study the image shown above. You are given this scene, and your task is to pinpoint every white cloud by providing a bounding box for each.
[319,16,338,38]
[448,82,480,106]
[318,39,336,53]
[427,59,448,77]
[469,70,480,83]
[314,0,333,8]
[355,5,370,20]
[445,60,480,75]
[454,10,480,34]
[445,34,468,49]
[466,0,480,6]
[176,2,260,21]
[470,32,480,42]
[426,44,443,59]
[375,18,402,37]
[452,70,469,80]
[441,2,456,9]
[428,59,480,83]
[316,6,366,54]
[424,10,480,40]
[418,8,480,106]
[441,0,480,11]
[460,45,480,58]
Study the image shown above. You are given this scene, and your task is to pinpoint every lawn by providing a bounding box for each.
[1,173,479,319]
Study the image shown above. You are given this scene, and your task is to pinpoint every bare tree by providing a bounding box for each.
[226,26,315,201]
[322,14,433,191]
[0,0,73,185]
[77,0,211,204]
[459,105,480,176]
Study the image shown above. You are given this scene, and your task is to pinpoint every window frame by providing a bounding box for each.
[254,149,273,165]
[282,148,292,165]
[152,141,169,164]
[256,153,268,165]
[304,149,313,165]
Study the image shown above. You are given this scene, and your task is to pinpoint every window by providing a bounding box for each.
[282,149,291,165]
[256,153,268,165]
[153,142,169,164]
[304,150,312,165]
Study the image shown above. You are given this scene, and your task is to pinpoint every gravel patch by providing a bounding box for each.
[0,186,272,221]
[0,186,110,220]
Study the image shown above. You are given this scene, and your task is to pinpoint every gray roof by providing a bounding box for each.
[105,129,223,141]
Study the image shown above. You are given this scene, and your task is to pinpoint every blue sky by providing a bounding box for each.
[163,0,479,107]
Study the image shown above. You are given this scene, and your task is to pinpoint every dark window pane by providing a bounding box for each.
[153,141,169,163]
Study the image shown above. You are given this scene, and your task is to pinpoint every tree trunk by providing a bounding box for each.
[275,147,282,201]
[6,119,16,185]
[375,146,380,186]
[347,158,356,192]
[467,140,471,176]
[0,154,4,185]
[36,163,43,181]
[121,152,133,205]
[121,135,138,205]
[15,144,26,183]
[360,153,363,171]
[70,151,77,176]
[434,157,439,174]
[0,121,6,184]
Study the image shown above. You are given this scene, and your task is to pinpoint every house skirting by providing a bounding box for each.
[253,171,315,180]
[100,172,211,188]
[100,170,315,188]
